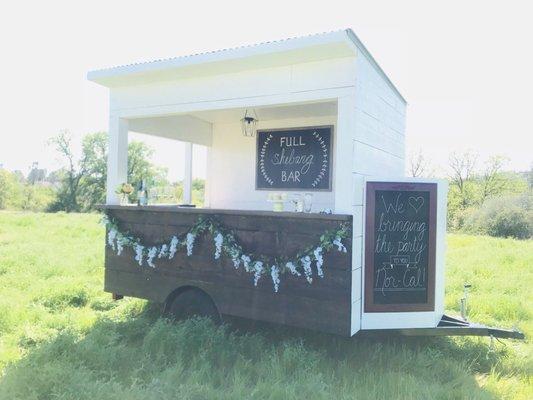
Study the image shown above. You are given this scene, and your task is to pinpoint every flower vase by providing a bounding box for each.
[119,193,129,205]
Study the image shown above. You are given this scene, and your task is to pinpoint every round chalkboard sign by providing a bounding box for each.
[256,126,332,191]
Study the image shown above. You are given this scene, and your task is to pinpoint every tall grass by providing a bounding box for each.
[0,211,531,399]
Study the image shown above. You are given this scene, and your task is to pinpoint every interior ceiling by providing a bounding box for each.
[189,101,337,124]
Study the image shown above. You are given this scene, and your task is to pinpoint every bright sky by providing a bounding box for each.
[1,0,531,180]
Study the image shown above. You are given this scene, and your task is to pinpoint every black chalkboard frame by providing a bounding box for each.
[364,181,437,313]
[255,125,334,191]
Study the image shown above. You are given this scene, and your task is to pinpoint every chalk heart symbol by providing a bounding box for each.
[408,196,424,213]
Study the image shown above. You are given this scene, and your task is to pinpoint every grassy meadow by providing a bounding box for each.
[0,211,531,399]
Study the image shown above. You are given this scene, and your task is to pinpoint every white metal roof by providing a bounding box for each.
[87,29,406,103]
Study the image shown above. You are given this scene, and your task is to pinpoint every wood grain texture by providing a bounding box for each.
[104,207,353,336]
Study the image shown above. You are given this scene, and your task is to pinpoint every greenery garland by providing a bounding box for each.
[102,213,350,292]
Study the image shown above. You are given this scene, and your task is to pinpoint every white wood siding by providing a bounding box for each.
[109,58,356,114]
[350,52,407,335]
[208,116,337,211]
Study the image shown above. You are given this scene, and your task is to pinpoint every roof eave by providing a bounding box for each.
[87,30,355,86]
[87,29,407,104]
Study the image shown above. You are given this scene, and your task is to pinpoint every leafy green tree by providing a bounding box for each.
[447,151,530,230]
[0,169,24,209]
[0,168,54,211]
[126,141,168,203]
[20,185,56,211]
[48,131,85,212]
[49,131,168,212]
[79,132,107,210]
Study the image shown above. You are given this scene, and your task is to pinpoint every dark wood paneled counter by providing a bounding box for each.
[101,205,353,335]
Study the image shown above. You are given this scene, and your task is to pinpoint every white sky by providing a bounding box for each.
[1,0,531,180]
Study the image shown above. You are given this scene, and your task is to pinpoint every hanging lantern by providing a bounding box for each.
[241,109,258,137]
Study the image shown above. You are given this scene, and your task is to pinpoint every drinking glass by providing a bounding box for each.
[303,193,313,213]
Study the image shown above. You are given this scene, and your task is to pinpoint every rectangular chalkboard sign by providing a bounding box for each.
[256,126,333,191]
[364,182,437,312]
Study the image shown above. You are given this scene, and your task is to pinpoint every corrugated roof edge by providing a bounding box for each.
[87,28,406,104]
[87,29,348,78]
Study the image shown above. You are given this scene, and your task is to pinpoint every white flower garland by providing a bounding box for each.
[158,244,168,259]
[314,246,324,278]
[107,229,117,251]
[102,214,349,293]
[186,233,195,256]
[134,244,144,266]
[168,236,179,259]
[213,232,223,260]
[241,254,252,272]
[301,255,313,284]
[285,261,301,277]
[147,246,158,268]
[116,235,124,256]
[271,265,280,292]
[253,261,264,286]
[333,236,347,253]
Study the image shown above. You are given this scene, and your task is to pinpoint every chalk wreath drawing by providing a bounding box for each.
[259,134,274,186]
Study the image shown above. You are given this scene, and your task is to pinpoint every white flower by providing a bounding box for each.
[214,232,223,260]
[314,246,324,278]
[186,233,195,256]
[147,246,158,268]
[241,255,251,272]
[333,236,347,253]
[271,265,280,292]
[100,215,110,226]
[230,248,241,268]
[116,236,124,256]
[158,244,168,258]
[301,256,313,284]
[134,244,144,266]
[168,236,179,259]
[253,261,264,286]
[107,229,117,251]
[285,261,301,276]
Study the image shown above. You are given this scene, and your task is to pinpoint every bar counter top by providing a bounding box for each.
[99,204,352,221]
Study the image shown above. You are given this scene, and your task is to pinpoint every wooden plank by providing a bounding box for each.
[108,210,349,236]
[104,208,353,335]
[100,205,352,221]
[106,248,351,295]
[107,224,352,271]
[105,269,350,335]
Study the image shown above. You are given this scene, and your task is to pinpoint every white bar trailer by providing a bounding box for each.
[89,29,523,340]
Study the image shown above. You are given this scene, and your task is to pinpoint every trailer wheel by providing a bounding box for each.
[164,288,221,324]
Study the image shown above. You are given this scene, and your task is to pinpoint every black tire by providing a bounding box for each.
[165,288,221,324]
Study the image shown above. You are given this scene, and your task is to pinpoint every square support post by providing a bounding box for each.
[107,115,129,204]
[183,142,193,204]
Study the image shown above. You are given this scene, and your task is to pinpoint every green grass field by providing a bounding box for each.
[0,211,531,399]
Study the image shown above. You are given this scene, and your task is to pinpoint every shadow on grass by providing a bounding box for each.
[0,301,504,400]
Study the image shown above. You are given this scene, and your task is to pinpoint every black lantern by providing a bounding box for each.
[241,109,258,137]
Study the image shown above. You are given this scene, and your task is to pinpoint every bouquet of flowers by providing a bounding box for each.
[115,183,134,204]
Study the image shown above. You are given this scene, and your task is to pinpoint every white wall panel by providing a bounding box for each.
[208,116,337,211]
[350,48,408,334]
[111,58,356,113]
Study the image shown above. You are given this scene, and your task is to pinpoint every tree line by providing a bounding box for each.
[409,150,531,239]
[1,133,531,239]
[0,131,203,213]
